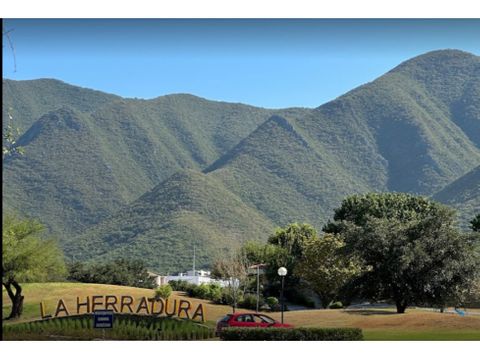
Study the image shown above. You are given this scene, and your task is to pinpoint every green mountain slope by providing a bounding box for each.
[203,50,480,232]
[3,107,127,236]
[433,165,480,226]
[206,114,375,230]
[311,49,480,194]
[63,170,275,272]
[391,50,480,148]
[3,89,274,236]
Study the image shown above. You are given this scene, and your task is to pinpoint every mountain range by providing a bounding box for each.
[3,49,480,272]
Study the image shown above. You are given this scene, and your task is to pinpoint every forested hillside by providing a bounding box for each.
[433,165,480,226]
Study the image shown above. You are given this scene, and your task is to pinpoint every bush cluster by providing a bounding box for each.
[168,280,193,292]
[219,327,363,341]
[169,281,230,304]
[169,281,279,311]
[169,280,285,311]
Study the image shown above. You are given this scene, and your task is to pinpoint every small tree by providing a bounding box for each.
[154,284,173,300]
[296,233,364,308]
[211,251,249,312]
[3,214,66,319]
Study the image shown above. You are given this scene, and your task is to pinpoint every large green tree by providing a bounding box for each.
[296,234,364,308]
[2,214,66,319]
[325,193,480,313]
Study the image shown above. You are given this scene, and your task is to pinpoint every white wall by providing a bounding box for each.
[166,275,232,287]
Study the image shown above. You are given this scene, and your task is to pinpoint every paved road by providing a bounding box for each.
[285,302,480,316]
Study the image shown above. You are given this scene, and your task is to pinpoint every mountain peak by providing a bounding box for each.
[415,49,476,58]
[16,107,86,148]
[388,49,479,76]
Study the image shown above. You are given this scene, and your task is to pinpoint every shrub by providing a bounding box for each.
[191,284,211,299]
[221,288,244,307]
[154,284,173,300]
[168,280,190,292]
[220,327,363,341]
[208,284,223,303]
[329,301,343,309]
[265,296,279,311]
[240,293,264,310]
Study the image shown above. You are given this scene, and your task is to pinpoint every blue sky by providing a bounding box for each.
[3,19,480,108]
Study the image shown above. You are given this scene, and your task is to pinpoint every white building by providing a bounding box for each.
[148,271,169,286]
[166,270,232,287]
[148,244,237,288]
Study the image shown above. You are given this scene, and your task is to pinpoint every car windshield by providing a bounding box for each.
[237,314,254,322]
[219,315,231,323]
[256,314,275,324]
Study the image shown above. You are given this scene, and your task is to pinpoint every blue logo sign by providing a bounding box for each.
[93,310,114,328]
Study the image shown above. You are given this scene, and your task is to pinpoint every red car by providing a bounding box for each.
[216,313,293,335]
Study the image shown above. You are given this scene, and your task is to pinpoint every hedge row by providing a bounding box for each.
[3,313,215,341]
[219,327,363,341]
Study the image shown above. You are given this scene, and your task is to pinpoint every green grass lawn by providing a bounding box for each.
[364,329,480,340]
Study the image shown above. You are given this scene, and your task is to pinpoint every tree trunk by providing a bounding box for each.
[232,293,237,313]
[231,283,237,313]
[231,287,236,313]
[3,280,24,319]
[395,299,407,314]
[320,294,332,309]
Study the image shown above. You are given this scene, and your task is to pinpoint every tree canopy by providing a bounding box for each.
[323,193,449,233]
[3,214,66,318]
[267,223,316,273]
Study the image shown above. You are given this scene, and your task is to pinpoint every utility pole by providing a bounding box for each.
[192,241,196,275]
[256,265,260,313]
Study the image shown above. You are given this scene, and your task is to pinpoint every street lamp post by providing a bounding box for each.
[256,265,260,313]
[277,267,287,324]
